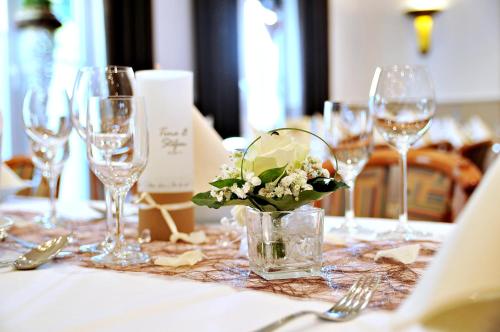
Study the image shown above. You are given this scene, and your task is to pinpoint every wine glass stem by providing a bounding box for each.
[399,151,408,226]
[345,179,355,226]
[48,174,58,224]
[111,188,126,252]
[104,188,113,242]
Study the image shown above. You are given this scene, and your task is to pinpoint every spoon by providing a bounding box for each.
[0,235,68,270]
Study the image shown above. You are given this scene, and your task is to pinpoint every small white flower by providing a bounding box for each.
[230,184,247,199]
[242,182,251,193]
[274,186,285,198]
[250,176,261,186]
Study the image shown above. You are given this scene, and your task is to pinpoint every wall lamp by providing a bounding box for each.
[405,1,446,54]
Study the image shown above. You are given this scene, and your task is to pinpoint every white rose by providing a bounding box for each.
[244,133,309,176]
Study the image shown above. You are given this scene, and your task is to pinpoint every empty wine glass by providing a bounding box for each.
[71,66,135,253]
[23,87,72,229]
[87,96,149,266]
[369,65,435,240]
[325,102,373,236]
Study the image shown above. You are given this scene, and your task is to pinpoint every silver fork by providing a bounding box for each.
[253,275,381,332]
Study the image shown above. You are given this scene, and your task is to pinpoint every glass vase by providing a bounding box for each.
[245,206,324,280]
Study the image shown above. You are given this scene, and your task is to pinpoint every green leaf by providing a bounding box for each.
[192,191,256,210]
[191,192,224,209]
[209,178,245,189]
[308,177,349,192]
[258,165,287,184]
[193,176,348,212]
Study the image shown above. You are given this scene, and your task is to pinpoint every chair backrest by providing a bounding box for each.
[5,155,59,198]
[320,148,482,222]
[459,140,494,172]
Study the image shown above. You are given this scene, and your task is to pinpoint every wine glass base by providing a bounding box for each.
[376,223,433,241]
[80,237,141,254]
[329,222,374,238]
[79,242,109,254]
[91,249,149,267]
[34,215,57,229]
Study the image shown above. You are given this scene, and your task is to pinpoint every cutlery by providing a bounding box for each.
[253,275,381,332]
[0,235,68,270]
[4,234,73,258]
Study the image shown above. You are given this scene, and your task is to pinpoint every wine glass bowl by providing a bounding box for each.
[330,104,373,182]
[370,65,435,153]
[71,66,135,139]
[370,65,436,240]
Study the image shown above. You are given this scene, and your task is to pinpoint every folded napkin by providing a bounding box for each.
[0,164,31,201]
[374,244,420,264]
[395,156,500,326]
[153,250,204,267]
[193,107,230,193]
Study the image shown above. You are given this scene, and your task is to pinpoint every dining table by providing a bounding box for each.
[0,196,453,332]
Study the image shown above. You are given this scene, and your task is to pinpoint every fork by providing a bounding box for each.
[253,275,381,332]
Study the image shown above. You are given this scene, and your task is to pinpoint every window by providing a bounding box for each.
[1,0,106,200]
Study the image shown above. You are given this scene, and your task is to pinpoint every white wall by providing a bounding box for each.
[329,0,500,103]
[152,0,194,71]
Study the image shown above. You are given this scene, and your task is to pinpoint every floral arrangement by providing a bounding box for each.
[192,129,347,213]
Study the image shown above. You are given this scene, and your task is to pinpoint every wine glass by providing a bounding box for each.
[325,102,373,236]
[369,65,435,240]
[87,96,149,266]
[71,66,135,253]
[23,87,72,229]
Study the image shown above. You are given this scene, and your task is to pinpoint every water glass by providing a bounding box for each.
[369,65,435,240]
[71,66,135,253]
[325,102,373,236]
[23,87,72,228]
[86,96,149,266]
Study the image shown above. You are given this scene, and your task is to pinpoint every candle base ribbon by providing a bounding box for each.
[135,192,207,244]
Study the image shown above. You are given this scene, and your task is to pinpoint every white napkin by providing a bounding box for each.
[395,157,500,325]
[193,107,230,193]
[153,250,204,267]
[0,164,31,201]
[374,244,420,264]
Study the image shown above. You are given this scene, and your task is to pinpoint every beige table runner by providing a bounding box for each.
[1,210,439,311]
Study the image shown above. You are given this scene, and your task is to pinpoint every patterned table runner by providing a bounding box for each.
[1,210,440,311]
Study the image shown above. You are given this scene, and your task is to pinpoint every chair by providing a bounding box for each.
[459,140,494,172]
[320,148,482,222]
[5,155,58,197]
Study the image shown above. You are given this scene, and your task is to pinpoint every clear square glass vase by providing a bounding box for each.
[245,206,324,280]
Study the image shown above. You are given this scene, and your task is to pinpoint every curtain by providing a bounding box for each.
[194,0,240,138]
[103,0,154,70]
[298,0,329,115]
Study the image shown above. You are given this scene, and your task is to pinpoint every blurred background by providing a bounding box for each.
[0,0,499,211]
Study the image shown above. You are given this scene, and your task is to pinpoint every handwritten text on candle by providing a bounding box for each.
[160,127,188,155]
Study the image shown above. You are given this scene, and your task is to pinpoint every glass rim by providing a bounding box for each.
[325,100,369,108]
[78,65,134,73]
[245,206,324,215]
[89,95,144,101]
[375,64,429,72]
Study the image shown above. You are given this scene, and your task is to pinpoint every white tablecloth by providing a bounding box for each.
[0,198,453,332]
